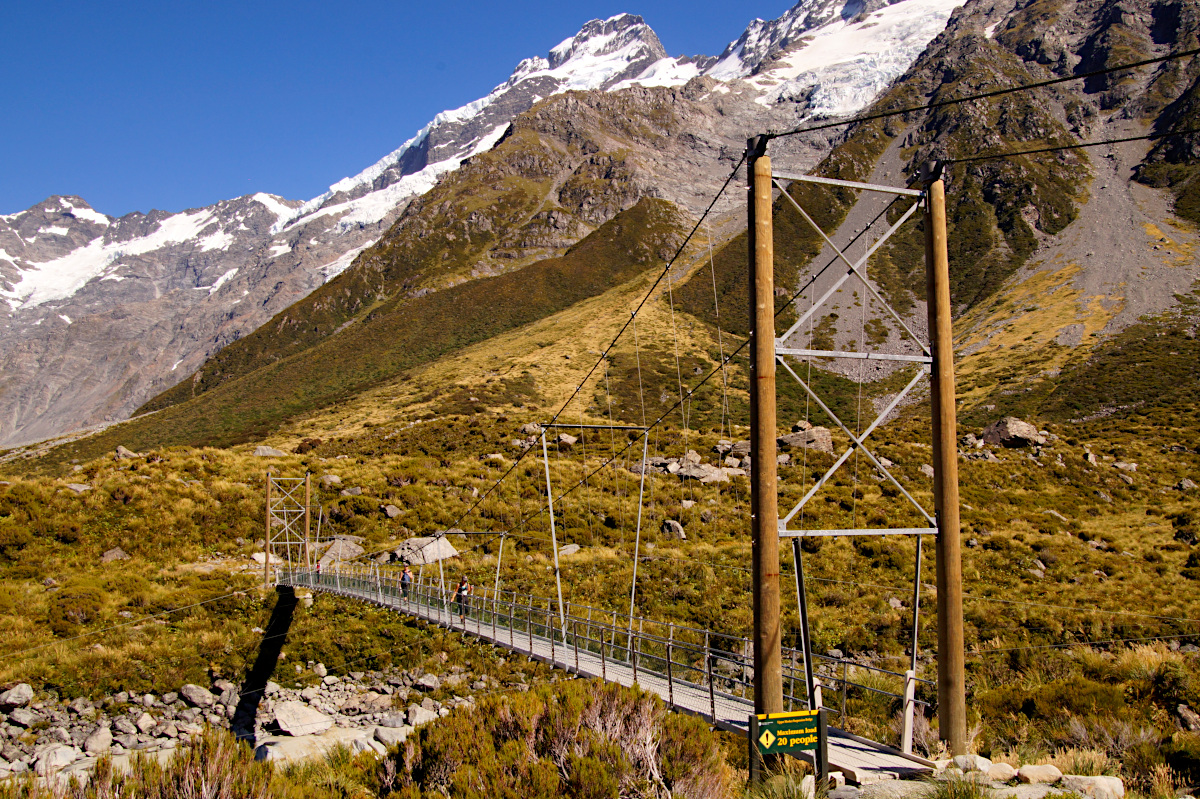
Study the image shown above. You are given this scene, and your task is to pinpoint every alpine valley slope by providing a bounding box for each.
[1,0,968,450]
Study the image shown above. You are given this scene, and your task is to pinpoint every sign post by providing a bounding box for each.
[749,709,828,785]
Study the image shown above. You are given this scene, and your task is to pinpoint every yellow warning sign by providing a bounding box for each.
[754,709,820,755]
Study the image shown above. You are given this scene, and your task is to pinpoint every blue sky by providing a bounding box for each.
[2,0,793,217]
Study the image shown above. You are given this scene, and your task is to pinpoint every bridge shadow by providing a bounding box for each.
[232,585,297,746]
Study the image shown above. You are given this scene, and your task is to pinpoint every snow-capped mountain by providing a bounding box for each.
[0,0,967,449]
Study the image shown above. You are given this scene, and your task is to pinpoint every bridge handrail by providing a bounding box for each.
[277,564,932,732]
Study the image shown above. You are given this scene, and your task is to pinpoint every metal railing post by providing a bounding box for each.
[667,626,674,706]
[842,662,848,720]
[705,631,716,721]
[814,677,823,710]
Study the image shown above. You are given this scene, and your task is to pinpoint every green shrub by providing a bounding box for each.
[378,679,730,798]
[47,587,103,637]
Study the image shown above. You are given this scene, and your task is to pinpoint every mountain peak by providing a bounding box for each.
[547,14,667,73]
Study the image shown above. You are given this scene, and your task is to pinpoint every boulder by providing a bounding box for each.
[1178,478,1197,491]
[989,763,1018,782]
[383,504,402,519]
[920,464,935,479]
[100,547,130,564]
[114,445,142,460]
[253,446,287,457]
[378,713,407,728]
[0,683,33,709]
[730,440,751,457]
[320,474,342,487]
[954,754,992,773]
[274,701,334,736]
[981,417,1044,448]
[34,744,79,776]
[1179,703,1200,731]
[558,544,580,557]
[374,725,412,747]
[395,536,459,565]
[557,433,577,446]
[8,708,42,728]
[319,539,365,566]
[112,717,138,735]
[777,427,834,454]
[1017,764,1062,784]
[416,674,441,692]
[340,486,363,497]
[179,684,215,707]
[83,726,112,755]
[662,519,686,540]
[520,423,542,435]
[135,712,156,734]
[1059,775,1123,799]
[407,704,438,728]
[66,483,91,494]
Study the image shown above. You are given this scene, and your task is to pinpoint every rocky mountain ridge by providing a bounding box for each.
[1,0,971,449]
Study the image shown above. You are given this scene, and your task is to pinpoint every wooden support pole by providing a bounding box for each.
[747,136,784,717]
[923,161,967,755]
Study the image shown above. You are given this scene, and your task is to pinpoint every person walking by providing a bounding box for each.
[454,575,473,624]
[400,565,413,601]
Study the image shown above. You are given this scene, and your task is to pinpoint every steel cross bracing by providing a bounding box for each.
[768,171,940,755]
[277,565,933,784]
[267,476,310,571]
[770,172,937,539]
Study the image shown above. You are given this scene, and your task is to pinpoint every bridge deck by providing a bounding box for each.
[287,572,931,784]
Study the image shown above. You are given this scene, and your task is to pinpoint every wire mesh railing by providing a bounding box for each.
[277,564,931,751]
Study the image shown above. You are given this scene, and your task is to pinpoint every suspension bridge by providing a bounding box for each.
[263,140,961,783]
[277,564,934,783]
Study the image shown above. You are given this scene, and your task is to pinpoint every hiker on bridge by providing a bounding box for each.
[400,566,412,600]
[454,575,473,623]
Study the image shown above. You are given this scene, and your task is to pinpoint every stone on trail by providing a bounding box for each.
[954,754,992,772]
[1017,764,1062,784]
[100,547,130,563]
[981,417,1045,448]
[989,763,1018,782]
[274,701,334,736]
[253,446,287,457]
[1059,775,1124,799]
[180,684,215,707]
[0,683,33,709]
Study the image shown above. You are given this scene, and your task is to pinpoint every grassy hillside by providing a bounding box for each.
[26,199,687,462]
